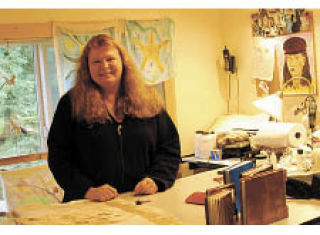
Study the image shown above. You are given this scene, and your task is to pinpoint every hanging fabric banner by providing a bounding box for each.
[53,21,122,95]
[124,19,174,85]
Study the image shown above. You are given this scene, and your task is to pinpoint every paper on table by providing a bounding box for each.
[13,198,182,225]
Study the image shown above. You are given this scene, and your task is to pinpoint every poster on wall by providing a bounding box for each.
[53,22,119,95]
[124,19,174,85]
[252,37,276,82]
[276,32,316,95]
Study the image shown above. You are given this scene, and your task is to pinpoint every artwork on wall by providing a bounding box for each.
[251,9,313,38]
[53,22,120,95]
[276,32,316,95]
[251,10,316,97]
[252,37,276,82]
[124,19,174,85]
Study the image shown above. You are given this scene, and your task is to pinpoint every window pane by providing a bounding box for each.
[0,44,41,158]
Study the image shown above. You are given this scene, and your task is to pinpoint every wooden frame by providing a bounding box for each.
[0,153,47,166]
[0,23,52,40]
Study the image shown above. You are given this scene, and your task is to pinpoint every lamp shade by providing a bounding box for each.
[253,94,283,120]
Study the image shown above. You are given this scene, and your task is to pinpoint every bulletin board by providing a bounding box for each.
[251,9,316,97]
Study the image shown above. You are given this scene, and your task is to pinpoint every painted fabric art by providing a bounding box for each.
[125,19,174,85]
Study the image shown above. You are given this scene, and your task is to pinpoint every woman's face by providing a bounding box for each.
[88,46,123,92]
[285,53,306,78]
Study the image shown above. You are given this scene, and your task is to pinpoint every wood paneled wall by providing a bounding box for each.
[0,23,52,40]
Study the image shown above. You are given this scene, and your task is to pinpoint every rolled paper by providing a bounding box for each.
[252,122,307,148]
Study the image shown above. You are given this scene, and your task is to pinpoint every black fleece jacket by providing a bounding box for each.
[47,93,181,202]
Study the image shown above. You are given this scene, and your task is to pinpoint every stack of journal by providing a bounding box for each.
[205,184,235,225]
[240,168,288,225]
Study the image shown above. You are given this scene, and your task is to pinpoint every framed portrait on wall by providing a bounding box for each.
[276,32,316,95]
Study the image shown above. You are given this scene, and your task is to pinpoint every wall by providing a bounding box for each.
[0,9,228,155]
[218,9,259,115]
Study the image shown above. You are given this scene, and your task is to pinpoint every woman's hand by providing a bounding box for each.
[134,177,158,195]
[85,184,119,202]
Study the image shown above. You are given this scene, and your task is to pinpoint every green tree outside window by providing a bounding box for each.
[0,45,41,158]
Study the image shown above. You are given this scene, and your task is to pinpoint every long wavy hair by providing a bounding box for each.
[70,34,164,124]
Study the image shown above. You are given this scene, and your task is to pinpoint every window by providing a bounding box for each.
[0,40,58,159]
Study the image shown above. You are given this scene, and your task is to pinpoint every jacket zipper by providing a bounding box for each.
[117,124,125,184]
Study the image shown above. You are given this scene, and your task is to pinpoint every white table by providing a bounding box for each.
[121,169,222,224]
[122,168,320,225]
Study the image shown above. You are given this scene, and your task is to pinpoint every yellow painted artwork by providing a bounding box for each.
[276,32,316,95]
[125,19,174,85]
[134,31,170,73]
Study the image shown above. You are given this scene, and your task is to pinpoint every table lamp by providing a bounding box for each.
[252,92,283,121]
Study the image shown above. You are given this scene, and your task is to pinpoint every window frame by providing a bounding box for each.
[0,39,56,158]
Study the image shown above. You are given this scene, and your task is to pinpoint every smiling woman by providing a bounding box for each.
[47,34,181,203]
[88,46,123,110]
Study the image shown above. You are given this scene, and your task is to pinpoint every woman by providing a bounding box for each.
[47,34,181,203]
